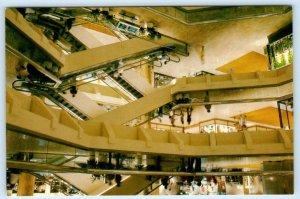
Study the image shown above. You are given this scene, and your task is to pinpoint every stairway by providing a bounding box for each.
[25,83,105,120]
[101,175,158,195]
[55,173,109,195]
[46,155,77,166]
[103,67,143,99]
[45,90,90,120]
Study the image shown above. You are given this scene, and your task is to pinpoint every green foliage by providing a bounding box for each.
[288,50,293,64]
[281,54,286,66]
[268,34,293,69]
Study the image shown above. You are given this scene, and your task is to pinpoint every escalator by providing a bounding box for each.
[121,68,155,95]
[46,155,76,166]
[6,7,188,119]
[103,67,143,99]
[55,173,109,195]
[55,173,158,195]
[101,175,158,195]
[15,82,105,120]
[41,90,90,120]
[60,37,184,78]
[44,89,106,119]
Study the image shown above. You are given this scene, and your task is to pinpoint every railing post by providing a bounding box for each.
[277,101,284,128]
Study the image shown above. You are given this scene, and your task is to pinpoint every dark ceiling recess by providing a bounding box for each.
[268,23,292,43]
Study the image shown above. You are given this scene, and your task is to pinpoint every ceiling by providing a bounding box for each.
[179,6,210,11]
[105,7,291,77]
[216,51,269,73]
[232,106,294,128]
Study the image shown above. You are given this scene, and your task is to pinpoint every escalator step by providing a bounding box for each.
[61,101,68,105]
[69,107,76,112]
[128,88,135,92]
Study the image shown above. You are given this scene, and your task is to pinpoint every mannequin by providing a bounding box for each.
[189,180,200,195]
[217,176,227,195]
[199,177,208,195]
[208,178,218,195]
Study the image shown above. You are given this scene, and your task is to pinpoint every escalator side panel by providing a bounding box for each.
[62,38,161,77]
[91,86,172,125]
[102,175,158,195]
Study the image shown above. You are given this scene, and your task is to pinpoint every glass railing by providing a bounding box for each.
[7,130,169,172]
[150,118,277,134]
[123,103,173,127]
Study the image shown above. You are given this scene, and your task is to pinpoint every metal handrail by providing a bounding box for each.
[7,160,294,177]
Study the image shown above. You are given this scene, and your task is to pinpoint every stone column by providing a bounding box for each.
[17,173,36,196]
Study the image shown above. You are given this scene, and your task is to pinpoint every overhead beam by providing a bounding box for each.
[147,6,292,25]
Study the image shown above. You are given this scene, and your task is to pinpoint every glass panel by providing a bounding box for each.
[117,23,127,30]
[29,153,47,163]
[7,130,29,154]
[127,26,138,34]
[75,148,90,156]
[154,72,175,88]
[46,154,75,165]
[47,141,75,155]
[6,130,48,155]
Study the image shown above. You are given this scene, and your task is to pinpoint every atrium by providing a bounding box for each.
[5,6,293,196]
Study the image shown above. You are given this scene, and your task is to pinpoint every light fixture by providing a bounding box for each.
[113,71,120,78]
[118,67,124,74]
[161,55,167,62]
[159,51,170,64]
[204,91,211,113]
[117,60,124,75]
[170,110,174,116]
[201,45,205,64]
[143,22,148,29]
[118,60,124,66]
